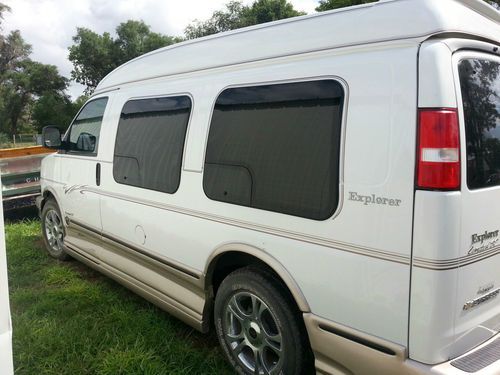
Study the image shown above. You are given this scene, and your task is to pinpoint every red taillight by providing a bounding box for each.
[416,109,460,190]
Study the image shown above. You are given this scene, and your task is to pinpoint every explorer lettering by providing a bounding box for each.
[348,192,402,206]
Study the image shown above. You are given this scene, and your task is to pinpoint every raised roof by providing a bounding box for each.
[95,0,500,93]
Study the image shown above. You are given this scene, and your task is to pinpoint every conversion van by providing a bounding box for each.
[37,0,500,373]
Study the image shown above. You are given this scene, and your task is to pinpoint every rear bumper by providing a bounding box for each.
[303,313,500,375]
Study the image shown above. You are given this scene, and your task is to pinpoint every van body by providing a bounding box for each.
[37,0,500,373]
[0,178,14,375]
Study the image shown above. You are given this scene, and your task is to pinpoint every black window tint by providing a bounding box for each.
[113,96,191,193]
[67,97,108,154]
[459,59,500,189]
[204,80,344,220]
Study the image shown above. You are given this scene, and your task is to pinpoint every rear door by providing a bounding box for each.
[453,51,500,355]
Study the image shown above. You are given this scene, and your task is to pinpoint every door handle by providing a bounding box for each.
[96,163,101,186]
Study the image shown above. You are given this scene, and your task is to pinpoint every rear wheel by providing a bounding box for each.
[214,267,314,375]
[41,199,69,260]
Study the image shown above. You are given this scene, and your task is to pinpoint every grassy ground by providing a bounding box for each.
[6,219,232,375]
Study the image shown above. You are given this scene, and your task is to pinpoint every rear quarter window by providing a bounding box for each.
[458,58,500,189]
[203,79,344,220]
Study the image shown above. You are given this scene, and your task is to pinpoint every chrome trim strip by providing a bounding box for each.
[413,245,500,270]
[64,243,100,265]
[63,242,205,331]
[61,186,499,271]
[78,186,412,266]
[3,192,39,201]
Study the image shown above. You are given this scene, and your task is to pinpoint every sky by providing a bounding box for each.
[1,0,319,99]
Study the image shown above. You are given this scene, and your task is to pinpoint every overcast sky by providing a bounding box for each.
[1,0,319,98]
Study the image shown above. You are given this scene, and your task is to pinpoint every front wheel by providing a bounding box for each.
[41,198,69,261]
[214,267,314,375]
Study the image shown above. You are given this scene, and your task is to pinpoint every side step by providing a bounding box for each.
[451,337,500,373]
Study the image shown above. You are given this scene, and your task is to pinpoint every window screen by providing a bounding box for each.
[67,97,108,154]
[113,96,191,193]
[459,58,500,189]
[203,80,344,220]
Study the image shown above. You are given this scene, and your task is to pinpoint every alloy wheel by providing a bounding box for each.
[44,209,64,253]
[223,291,284,374]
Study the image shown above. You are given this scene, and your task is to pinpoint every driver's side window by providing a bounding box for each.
[66,97,108,155]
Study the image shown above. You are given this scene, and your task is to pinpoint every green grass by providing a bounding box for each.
[6,220,232,375]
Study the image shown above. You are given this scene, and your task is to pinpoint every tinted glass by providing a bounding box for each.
[459,59,500,189]
[67,97,108,154]
[204,80,344,220]
[113,96,191,193]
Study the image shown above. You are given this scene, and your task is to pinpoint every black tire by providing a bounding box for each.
[214,266,314,375]
[41,198,69,261]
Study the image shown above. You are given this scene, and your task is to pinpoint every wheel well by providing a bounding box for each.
[41,190,55,210]
[207,251,300,314]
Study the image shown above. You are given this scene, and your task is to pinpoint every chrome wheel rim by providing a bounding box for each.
[223,291,283,374]
[44,209,64,253]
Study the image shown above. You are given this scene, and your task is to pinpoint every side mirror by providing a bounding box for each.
[42,126,62,149]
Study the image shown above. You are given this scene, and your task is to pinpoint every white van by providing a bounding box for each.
[37,0,500,373]
[0,180,14,375]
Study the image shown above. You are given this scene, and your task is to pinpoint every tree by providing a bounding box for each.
[243,0,305,24]
[185,0,305,39]
[0,2,74,137]
[31,93,74,131]
[315,0,376,11]
[0,2,10,26]
[185,1,245,39]
[0,30,32,77]
[0,60,68,135]
[114,20,179,63]
[315,0,498,11]
[485,0,499,9]
[68,28,116,94]
[69,20,179,94]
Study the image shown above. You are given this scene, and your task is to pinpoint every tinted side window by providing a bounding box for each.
[67,97,108,154]
[203,80,344,220]
[459,59,500,189]
[113,96,191,193]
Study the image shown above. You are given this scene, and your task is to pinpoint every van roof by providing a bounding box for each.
[95,0,500,93]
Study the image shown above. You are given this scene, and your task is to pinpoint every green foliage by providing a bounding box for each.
[0,132,9,146]
[0,30,32,77]
[0,2,10,26]
[185,0,305,39]
[69,20,179,94]
[6,220,232,375]
[115,20,180,63]
[0,59,69,135]
[31,93,75,132]
[0,4,76,137]
[486,0,499,9]
[315,0,377,12]
[185,1,245,39]
[244,0,306,24]
[316,0,497,11]
[67,28,117,94]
